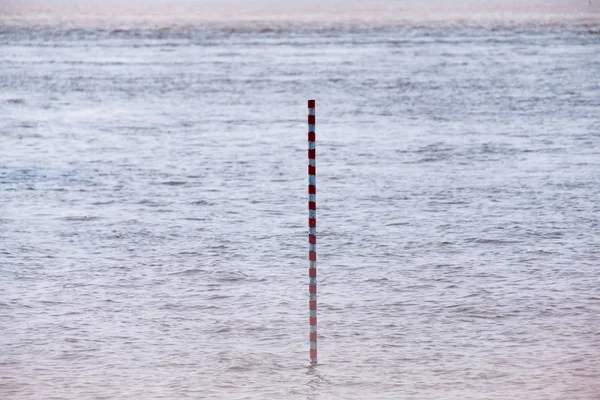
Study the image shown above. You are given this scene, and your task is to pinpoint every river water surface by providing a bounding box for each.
[1,1,600,399]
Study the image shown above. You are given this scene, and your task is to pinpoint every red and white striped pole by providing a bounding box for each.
[308,99,317,365]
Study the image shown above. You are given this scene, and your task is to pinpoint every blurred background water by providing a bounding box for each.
[1,1,600,399]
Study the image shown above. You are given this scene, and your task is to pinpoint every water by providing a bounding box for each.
[1,1,600,399]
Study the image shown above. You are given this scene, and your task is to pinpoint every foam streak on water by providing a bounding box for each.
[1,2,600,399]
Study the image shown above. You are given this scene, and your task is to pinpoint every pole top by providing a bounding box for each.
[308,99,315,108]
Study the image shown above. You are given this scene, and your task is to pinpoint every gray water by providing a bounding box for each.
[1,2,600,399]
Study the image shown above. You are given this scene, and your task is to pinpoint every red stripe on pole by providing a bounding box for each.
[309,268,316,278]
[308,115,315,124]
[308,165,316,175]
[308,132,315,142]
[310,332,317,341]
[308,149,316,159]
[308,185,316,194]
[309,285,317,294]
[308,218,316,227]
[309,201,316,210]
[309,235,316,244]
[308,100,315,108]
[309,251,316,261]
[309,301,317,310]
[309,317,317,325]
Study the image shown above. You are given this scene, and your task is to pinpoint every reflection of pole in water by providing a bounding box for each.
[308,99,317,365]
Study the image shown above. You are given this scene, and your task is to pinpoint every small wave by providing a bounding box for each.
[168,268,207,276]
[161,181,187,186]
[415,156,449,163]
[6,98,25,105]
[58,215,100,222]
[190,199,214,206]
[228,364,253,372]
[385,221,409,226]
[467,237,522,244]
[365,277,389,282]
[137,199,164,207]
[206,294,232,300]
[39,300,64,305]
[91,200,115,205]
[213,270,248,282]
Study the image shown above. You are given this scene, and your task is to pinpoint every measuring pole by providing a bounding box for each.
[308,99,317,365]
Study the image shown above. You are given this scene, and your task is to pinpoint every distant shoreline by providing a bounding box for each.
[1,0,599,30]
